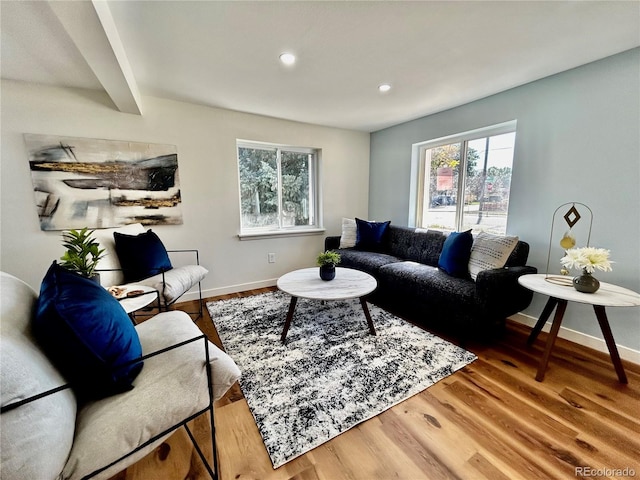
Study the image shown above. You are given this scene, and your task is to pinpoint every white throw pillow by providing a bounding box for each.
[468,232,519,281]
[339,218,357,248]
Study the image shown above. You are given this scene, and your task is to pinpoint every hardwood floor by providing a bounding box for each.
[110,289,640,480]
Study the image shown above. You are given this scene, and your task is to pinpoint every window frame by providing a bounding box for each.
[236,140,324,240]
[410,120,517,232]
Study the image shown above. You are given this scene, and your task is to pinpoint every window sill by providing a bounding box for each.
[238,228,326,241]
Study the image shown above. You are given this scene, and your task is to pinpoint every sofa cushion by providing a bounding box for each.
[114,230,173,283]
[378,261,477,305]
[62,311,241,480]
[1,272,77,480]
[339,217,357,248]
[388,226,446,266]
[355,218,390,252]
[438,230,473,278]
[33,263,144,400]
[468,233,519,281]
[336,249,402,276]
[94,223,146,287]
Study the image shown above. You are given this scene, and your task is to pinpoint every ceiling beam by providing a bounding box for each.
[48,0,142,115]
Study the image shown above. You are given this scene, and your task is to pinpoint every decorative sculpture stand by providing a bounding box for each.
[544,202,592,286]
[518,202,640,383]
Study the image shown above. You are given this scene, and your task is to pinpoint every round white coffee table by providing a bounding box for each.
[277,267,377,343]
[519,273,640,383]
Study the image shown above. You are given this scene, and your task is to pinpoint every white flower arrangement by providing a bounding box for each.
[560,247,613,274]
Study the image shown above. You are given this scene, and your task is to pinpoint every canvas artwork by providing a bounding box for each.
[25,134,183,230]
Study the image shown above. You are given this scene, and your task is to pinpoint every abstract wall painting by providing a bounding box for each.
[24,134,183,230]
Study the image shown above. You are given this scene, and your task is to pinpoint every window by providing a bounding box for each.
[237,141,320,236]
[415,122,516,235]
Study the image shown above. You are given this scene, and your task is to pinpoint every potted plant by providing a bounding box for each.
[316,250,341,281]
[60,227,106,282]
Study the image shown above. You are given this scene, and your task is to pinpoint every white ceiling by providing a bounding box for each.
[2,1,639,132]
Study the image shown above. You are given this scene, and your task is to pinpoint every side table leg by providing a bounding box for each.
[360,297,376,336]
[281,296,298,344]
[535,299,568,382]
[527,297,559,345]
[593,305,628,384]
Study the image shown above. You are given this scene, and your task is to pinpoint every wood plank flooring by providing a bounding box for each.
[110,289,640,480]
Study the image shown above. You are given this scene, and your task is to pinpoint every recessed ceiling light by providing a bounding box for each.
[279,53,296,66]
[378,84,392,93]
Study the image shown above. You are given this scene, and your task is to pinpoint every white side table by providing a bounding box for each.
[110,285,160,322]
[518,274,640,383]
[277,267,377,343]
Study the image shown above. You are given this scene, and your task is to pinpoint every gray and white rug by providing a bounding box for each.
[207,291,476,468]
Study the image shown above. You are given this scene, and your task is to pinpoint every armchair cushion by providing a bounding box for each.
[33,263,143,400]
[137,265,208,306]
[114,230,173,283]
[1,337,77,480]
[62,311,241,480]
[1,272,77,480]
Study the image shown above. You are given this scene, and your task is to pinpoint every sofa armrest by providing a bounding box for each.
[325,236,341,251]
[475,265,538,317]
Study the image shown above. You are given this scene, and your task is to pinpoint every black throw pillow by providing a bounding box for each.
[355,218,391,252]
[113,230,172,283]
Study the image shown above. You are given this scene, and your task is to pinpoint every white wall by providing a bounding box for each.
[369,48,640,353]
[0,80,370,296]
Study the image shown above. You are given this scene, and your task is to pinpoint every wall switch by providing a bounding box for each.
[268,253,276,263]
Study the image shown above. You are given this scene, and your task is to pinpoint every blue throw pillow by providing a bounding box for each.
[114,229,172,283]
[33,262,144,400]
[438,230,473,278]
[355,218,391,252]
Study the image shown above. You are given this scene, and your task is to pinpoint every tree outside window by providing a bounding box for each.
[238,143,318,233]
[418,129,516,235]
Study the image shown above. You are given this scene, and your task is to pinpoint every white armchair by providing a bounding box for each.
[93,224,208,320]
[0,271,240,479]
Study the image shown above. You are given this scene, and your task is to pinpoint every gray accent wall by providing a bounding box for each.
[370,48,640,351]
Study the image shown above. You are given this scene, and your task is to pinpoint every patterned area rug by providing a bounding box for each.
[207,291,476,468]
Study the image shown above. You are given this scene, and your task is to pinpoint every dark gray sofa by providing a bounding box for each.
[325,225,537,340]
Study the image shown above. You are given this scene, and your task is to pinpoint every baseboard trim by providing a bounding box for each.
[510,312,640,366]
[178,278,278,304]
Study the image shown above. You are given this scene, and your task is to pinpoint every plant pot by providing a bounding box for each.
[319,265,336,281]
[573,269,600,293]
[87,273,101,284]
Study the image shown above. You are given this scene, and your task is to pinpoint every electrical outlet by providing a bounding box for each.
[268,253,276,263]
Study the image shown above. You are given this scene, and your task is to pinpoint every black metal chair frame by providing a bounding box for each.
[1,335,218,480]
[99,248,205,322]
[163,249,204,321]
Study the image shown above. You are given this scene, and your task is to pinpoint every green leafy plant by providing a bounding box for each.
[60,228,105,278]
[316,250,341,267]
